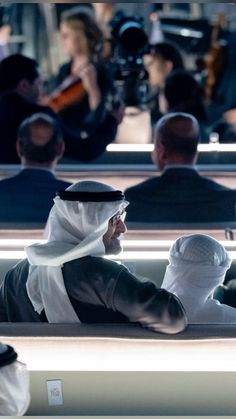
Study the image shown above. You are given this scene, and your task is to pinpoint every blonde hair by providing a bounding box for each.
[61,7,103,57]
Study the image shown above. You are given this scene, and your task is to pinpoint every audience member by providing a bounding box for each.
[0,54,119,163]
[125,113,236,222]
[159,70,208,142]
[50,7,115,133]
[144,40,184,126]
[0,113,70,224]
[145,41,184,89]
[162,234,236,323]
[0,180,187,334]
[0,342,30,415]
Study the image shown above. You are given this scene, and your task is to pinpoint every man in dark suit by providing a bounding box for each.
[125,112,236,222]
[0,113,71,224]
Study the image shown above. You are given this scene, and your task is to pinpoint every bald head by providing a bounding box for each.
[17,113,64,166]
[153,113,200,169]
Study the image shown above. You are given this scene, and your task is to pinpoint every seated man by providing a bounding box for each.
[0,113,71,224]
[161,234,236,323]
[0,181,187,334]
[0,342,30,415]
[125,112,236,222]
[0,54,119,163]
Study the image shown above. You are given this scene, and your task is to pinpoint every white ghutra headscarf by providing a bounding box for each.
[25,181,129,323]
[162,234,236,324]
[0,343,30,416]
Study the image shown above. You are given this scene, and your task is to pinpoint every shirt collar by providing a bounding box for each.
[163,164,197,173]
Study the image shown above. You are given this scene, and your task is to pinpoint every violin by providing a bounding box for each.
[44,75,87,113]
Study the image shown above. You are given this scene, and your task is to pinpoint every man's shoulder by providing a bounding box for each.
[0,170,70,189]
[0,172,24,193]
[125,176,159,197]
[198,173,233,191]
[4,259,29,285]
[68,255,127,275]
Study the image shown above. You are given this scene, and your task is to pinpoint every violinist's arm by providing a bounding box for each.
[80,64,102,110]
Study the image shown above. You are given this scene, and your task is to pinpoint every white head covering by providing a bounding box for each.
[26,181,129,323]
[0,343,30,416]
[161,234,236,323]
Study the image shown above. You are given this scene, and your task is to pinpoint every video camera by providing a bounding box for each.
[110,12,150,109]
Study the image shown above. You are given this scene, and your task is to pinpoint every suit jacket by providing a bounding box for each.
[125,167,236,222]
[0,168,71,224]
[0,91,117,163]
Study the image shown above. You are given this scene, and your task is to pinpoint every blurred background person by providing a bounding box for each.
[159,70,208,142]
[48,6,116,135]
[144,40,185,128]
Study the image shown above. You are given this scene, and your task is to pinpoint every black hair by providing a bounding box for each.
[164,70,207,122]
[0,54,39,94]
[150,40,184,70]
[18,113,63,163]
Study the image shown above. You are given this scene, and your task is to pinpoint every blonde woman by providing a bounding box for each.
[52,6,115,133]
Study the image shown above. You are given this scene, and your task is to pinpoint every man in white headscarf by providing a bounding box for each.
[0,342,30,415]
[162,234,236,323]
[0,180,186,334]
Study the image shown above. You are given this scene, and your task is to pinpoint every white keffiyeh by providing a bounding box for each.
[25,181,128,323]
[0,343,30,416]
[162,234,236,323]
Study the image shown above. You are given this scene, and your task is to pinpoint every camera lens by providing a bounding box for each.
[118,21,147,52]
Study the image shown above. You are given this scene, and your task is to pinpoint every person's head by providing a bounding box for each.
[162,234,232,313]
[144,41,184,87]
[0,54,42,102]
[160,70,206,121]
[60,6,103,59]
[152,112,200,170]
[47,181,129,256]
[0,343,30,416]
[16,113,65,169]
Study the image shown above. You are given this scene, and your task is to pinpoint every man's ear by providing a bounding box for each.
[16,139,22,158]
[56,140,65,160]
[151,141,166,169]
[151,147,158,166]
